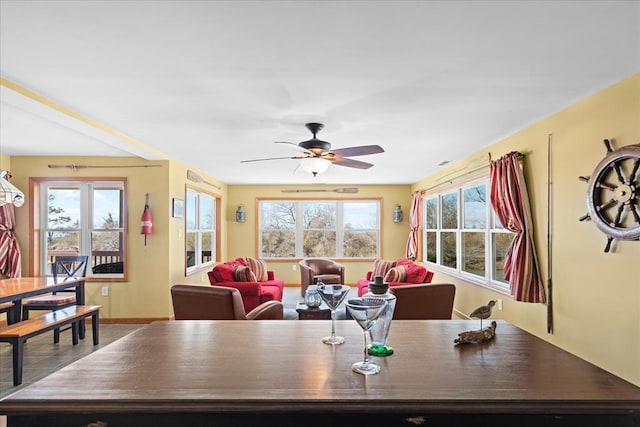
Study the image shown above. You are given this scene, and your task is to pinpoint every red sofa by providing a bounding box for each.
[357,259,434,296]
[207,258,284,313]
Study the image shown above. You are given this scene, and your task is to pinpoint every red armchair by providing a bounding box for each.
[208,258,284,313]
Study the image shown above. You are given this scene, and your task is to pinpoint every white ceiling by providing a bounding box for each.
[1,1,638,184]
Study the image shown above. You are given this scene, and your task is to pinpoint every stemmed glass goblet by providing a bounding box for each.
[345,297,388,375]
[317,284,351,345]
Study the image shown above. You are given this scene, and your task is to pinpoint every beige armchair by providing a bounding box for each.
[171,284,283,320]
[299,258,345,297]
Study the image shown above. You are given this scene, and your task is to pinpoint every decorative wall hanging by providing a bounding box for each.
[281,188,358,193]
[578,140,640,252]
[140,193,153,245]
[186,170,222,190]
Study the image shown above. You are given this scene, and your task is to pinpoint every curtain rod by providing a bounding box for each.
[420,151,523,194]
[48,164,163,171]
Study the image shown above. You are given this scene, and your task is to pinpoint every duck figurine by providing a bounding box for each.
[469,300,496,329]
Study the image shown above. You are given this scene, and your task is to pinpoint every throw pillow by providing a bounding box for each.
[233,264,257,282]
[372,258,395,279]
[395,258,414,267]
[405,262,428,284]
[245,257,268,282]
[212,261,238,282]
[384,265,407,282]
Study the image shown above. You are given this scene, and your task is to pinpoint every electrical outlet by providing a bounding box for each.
[292,264,297,271]
[496,299,503,311]
[101,286,109,297]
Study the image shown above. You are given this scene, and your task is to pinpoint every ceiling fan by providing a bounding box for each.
[240,123,385,176]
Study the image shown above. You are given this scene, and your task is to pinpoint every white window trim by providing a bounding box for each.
[185,188,217,275]
[39,180,126,279]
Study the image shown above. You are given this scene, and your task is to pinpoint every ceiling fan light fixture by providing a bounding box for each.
[300,157,331,177]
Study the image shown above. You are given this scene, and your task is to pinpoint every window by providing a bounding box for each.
[423,179,512,292]
[39,180,126,279]
[186,188,217,273]
[259,199,380,259]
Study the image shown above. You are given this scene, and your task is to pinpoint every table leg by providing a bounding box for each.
[76,281,86,339]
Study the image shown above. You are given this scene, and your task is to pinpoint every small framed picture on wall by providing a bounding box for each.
[172,198,184,218]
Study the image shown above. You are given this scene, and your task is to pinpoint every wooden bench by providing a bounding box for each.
[0,305,101,386]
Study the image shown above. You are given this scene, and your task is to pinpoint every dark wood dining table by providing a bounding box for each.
[1,319,638,426]
[0,276,85,325]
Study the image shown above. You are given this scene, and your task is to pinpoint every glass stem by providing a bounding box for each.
[363,330,370,366]
[330,310,336,337]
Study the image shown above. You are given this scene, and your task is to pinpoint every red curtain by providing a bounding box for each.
[404,191,422,261]
[0,203,22,278]
[490,152,544,303]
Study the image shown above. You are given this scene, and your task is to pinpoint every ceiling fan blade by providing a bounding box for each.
[275,141,312,154]
[332,157,374,169]
[240,156,306,163]
[331,145,384,157]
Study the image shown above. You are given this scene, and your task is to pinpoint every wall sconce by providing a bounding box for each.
[236,204,246,223]
[0,171,25,207]
[393,204,403,223]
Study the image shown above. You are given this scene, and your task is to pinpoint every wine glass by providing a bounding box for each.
[317,284,351,345]
[345,297,388,375]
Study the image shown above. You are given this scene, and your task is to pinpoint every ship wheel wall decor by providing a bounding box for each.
[578,139,640,252]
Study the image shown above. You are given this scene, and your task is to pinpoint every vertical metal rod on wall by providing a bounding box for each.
[547,134,554,334]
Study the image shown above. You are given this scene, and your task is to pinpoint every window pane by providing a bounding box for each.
[202,231,213,263]
[91,231,123,273]
[48,188,80,229]
[462,232,485,276]
[303,202,336,229]
[441,231,457,268]
[303,230,336,257]
[426,231,436,263]
[186,232,196,268]
[344,202,377,228]
[493,232,512,283]
[441,193,458,229]
[425,198,437,229]
[261,229,295,257]
[93,188,121,228]
[199,196,214,229]
[463,185,486,229]
[46,231,80,274]
[343,231,377,257]
[343,201,378,258]
[186,192,197,230]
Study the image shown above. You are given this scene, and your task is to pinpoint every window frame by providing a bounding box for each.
[32,177,128,281]
[185,186,219,275]
[258,198,381,260]
[422,178,511,294]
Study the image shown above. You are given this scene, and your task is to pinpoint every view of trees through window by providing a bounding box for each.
[42,182,125,277]
[423,179,512,290]
[260,200,379,259]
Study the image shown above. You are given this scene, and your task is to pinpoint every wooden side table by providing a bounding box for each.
[295,302,331,320]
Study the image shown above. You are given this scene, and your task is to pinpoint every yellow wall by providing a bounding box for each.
[413,73,640,386]
[226,184,412,285]
[7,156,226,320]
